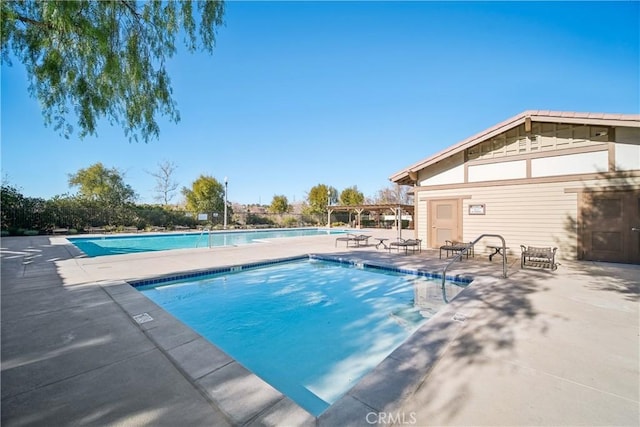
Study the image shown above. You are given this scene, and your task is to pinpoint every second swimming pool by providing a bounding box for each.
[134,256,468,416]
[68,228,347,257]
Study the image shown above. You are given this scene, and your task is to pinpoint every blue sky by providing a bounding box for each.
[2,1,639,205]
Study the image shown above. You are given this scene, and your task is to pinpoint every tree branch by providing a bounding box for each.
[16,15,54,31]
[119,0,140,19]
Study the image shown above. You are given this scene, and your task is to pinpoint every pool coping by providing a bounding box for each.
[107,253,493,425]
[128,254,474,289]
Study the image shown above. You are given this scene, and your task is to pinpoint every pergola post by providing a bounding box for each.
[355,208,364,229]
[396,206,402,240]
[327,208,334,228]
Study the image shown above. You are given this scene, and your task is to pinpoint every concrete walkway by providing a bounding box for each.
[1,230,638,426]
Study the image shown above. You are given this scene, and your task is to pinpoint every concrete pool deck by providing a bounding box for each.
[1,229,638,426]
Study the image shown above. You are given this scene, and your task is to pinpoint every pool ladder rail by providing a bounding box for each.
[441,233,508,290]
[196,228,212,248]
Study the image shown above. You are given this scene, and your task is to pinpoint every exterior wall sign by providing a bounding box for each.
[469,204,486,215]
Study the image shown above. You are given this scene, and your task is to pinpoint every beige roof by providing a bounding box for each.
[389,110,640,185]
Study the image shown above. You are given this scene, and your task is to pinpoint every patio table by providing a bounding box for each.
[374,238,389,250]
[487,245,509,261]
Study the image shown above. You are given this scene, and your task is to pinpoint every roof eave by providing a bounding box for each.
[389,110,640,184]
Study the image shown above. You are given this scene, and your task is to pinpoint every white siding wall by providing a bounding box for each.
[615,143,640,171]
[416,198,428,244]
[531,151,608,177]
[468,160,526,182]
[416,176,639,260]
[459,182,578,259]
[420,164,465,186]
[418,152,465,186]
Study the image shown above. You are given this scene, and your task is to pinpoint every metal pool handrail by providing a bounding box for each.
[196,228,211,248]
[441,233,507,290]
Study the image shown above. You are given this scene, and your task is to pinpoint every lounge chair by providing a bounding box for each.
[335,233,371,248]
[388,238,422,254]
[439,240,473,259]
[521,245,557,270]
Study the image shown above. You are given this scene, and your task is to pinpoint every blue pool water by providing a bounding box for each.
[68,228,346,257]
[136,258,467,416]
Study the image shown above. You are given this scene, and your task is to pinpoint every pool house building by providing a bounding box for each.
[390,110,640,264]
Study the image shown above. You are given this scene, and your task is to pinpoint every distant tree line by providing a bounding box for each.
[1,162,411,235]
[0,183,199,235]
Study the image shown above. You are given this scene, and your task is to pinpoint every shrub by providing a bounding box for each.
[281,216,298,228]
[246,213,274,226]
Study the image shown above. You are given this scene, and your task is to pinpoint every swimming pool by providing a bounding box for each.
[134,256,468,416]
[68,228,347,257]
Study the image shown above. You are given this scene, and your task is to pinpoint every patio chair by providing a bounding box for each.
[388,238,422,254]
[521,245,557,270]
[335,233,371,248]
[439,240,473,259]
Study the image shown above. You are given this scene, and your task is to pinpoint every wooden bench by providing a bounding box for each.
[520,245,557,270]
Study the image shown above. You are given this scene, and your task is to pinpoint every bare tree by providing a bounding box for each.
[372,184,413,205]
[147,161,179,205]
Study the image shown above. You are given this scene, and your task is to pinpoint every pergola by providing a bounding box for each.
[327,204,414,229]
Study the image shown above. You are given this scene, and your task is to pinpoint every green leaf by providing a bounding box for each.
[2,0,225,143]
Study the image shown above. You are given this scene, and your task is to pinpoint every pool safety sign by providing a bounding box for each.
[132,313,154,324]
